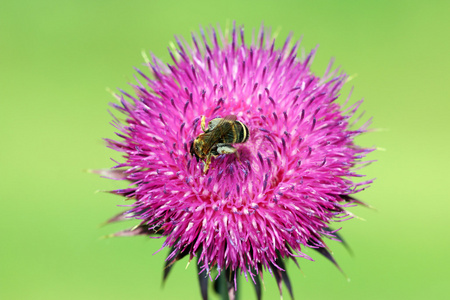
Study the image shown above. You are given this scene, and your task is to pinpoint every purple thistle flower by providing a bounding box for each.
[100,23,374,300]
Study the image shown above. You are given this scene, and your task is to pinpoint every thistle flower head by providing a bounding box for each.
[102,23,373,299]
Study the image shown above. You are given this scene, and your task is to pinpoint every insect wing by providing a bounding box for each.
[203,115,236,153]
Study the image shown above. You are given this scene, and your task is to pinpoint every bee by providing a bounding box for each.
[190,115,250,173]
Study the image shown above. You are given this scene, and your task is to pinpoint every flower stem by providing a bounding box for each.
[217,270,239,300]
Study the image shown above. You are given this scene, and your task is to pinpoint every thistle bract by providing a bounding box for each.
[102,24,373,299]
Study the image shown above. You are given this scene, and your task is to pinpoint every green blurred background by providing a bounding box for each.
[1,0,449,299]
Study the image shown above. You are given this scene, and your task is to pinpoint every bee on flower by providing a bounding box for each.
[99,23,374,300]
